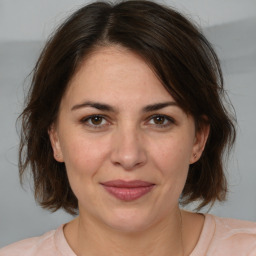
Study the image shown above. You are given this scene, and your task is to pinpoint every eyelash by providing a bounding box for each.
[80,115,109,129]
[147,114,175,128]
[80,114,175,129]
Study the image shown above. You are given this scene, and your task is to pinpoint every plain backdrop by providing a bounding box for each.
[0,0,256,247]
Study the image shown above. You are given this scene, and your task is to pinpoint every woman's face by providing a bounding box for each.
[49,46,208,232]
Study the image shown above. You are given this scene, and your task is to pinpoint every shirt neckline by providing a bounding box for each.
[54,213,216,256]
[54,224,77,256]
[189,214,216,256]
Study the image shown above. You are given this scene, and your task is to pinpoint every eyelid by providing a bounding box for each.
[80,114,111,129]
[79,113,175,130]
[146,114,175,127]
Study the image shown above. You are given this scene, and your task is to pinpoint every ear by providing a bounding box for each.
[190,121,210,164]
[48,124,64,162]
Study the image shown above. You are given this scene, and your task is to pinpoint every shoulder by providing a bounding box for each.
[209,214,256,255]
[0,229,58,256]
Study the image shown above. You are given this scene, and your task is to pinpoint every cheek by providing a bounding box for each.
[154,138,192,168]
[151,134,194,180]
[59,135,111,203]
[60,134,110,177]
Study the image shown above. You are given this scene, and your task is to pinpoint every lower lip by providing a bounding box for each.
[102,185,154,201]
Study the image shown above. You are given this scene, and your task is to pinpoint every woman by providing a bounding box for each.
[1,1,255,255]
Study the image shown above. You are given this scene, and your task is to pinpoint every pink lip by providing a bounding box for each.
[101,180,155,201]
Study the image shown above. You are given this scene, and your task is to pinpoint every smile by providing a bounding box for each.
[101,180,155,201]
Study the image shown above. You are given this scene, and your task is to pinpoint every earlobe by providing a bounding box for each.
[48,125,64,162]
[190,123,210,164]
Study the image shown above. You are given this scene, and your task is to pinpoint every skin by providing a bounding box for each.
[49,46,209,256]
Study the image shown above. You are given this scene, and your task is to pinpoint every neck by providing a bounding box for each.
[65,207,184,256]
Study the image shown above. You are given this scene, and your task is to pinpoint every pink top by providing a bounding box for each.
[1,214,256,255]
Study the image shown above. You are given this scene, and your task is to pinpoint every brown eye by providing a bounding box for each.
[81,115,108,128]
[148,114,174,128]
[90,116,103,125]
[153,116,165,125]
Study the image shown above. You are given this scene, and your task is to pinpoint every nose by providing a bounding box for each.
[110,126,147,171]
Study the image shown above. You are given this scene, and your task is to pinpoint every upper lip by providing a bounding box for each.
[101,179,155,188]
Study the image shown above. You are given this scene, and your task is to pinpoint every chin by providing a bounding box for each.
[103,207,156,234]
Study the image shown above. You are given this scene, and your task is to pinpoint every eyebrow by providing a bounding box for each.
[142,102,178,112]
[71,101,177,112]
[71,101,116,112]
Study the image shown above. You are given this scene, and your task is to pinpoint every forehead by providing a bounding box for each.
[63,46,175,108]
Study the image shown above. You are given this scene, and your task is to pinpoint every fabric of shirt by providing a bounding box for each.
[1,214,256,256]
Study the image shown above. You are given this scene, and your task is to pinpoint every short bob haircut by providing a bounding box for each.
[19,0,236,215]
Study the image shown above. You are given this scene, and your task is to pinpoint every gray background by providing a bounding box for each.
[1,0,256,247]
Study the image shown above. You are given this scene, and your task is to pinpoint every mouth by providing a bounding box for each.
[100,180,155,201]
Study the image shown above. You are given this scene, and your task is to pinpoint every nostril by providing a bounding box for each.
[110,150,147,171]
[110,130,147,170]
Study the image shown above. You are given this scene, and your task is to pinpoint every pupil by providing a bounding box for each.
[92,116,102,125]
[154,116,164,124]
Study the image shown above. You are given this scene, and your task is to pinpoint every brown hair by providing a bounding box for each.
[19,0,236,215]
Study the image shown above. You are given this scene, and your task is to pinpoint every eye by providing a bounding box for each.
[147,114,174,128]
[80,115,109,129]
[89,116,104,125]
